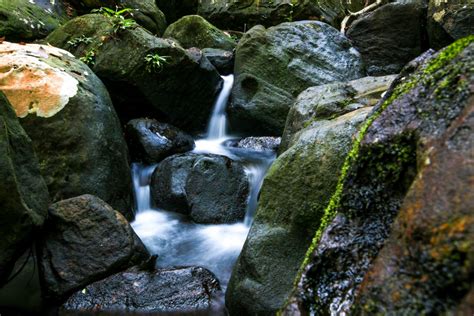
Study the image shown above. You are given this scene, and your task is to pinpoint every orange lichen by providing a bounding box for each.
[0,42,78,118]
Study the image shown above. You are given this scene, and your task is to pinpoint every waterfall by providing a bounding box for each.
[131,74,275,290]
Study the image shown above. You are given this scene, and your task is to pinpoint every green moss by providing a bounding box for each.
[281,35,474,312]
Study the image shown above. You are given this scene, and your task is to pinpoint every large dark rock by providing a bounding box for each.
[0,0,70,42]
[38,195,149,302]
[202,48,234,75]
[68,0,167,35]
[226,105,372,314]
[197,0,370,32]
[0,92,49,285]
[281,75,397,152]
[125,118,195,164]
[151,153,249,224]
[61,266,222,313]
[156,0,198,24]
[347,2,428,75]
[0,42,133,218]
[46,14,222,134]
[283,36,474,315]
[163,15,236,50]
[427,0,474,49]
[229,21,365,136]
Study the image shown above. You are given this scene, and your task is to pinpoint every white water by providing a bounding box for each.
[131,75,275,289]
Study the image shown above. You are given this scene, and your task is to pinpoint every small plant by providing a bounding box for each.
[144,53,169,73]
[67,35,93,47]
[92,6,137,33]
[79,48,96,66]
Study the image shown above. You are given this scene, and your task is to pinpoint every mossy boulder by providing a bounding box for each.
[0,0,70,42]
[281,75,397,152]
[0,92,49,285]
[346,2,428,75]
[427,0,474,49]
[197,0,370,32]
[163,15,236,50]
[0,42,132,218]
[229,21,365,136]
[38,195,149,302]
[45,14,222,134]
[283,36,474,315]
[226,106,372,314]
[69,0,167,35]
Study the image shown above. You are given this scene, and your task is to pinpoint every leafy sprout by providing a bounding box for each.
[92,6,137,33]
[144,53,170,73]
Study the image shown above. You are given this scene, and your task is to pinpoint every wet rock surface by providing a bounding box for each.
[62,266,223,313]
[229,21,365,136]
[226,136,281,152]
[151,153,249,224]
[38,195,149,301]
[46,14,222,134]
[284,37,474,315]
[226,106,371,315]
[125,118,195,164]
[0,92,49,285]
[202,48,234,75]
[281,75,396,152]
[347,2,428,75]
[0,41,132,218]
[164,15,236,50]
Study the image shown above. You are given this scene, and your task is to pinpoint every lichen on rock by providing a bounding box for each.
[0,42,78,118]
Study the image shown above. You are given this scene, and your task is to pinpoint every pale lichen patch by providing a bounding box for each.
[0,42,78,118]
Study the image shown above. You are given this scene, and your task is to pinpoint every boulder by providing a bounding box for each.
[45,14,222,134]
[0,42,132,218]
[38,195,149,301]
[125,118,195,164]
[163,15,236,51]
[197,0,370,32]
[226,106,372,314]
[346,2,427,75]
[68,0,167,35]
[283,36,474,315]
[226,136,281,152]
[151,153,249,224]
[0,0,70,42]
[427,0,474,49]
[229,21,365,136]
[280,75,397,152]
[155,0,198,24]
[202,48,234,75]
[61,266,222,313]
[0,92,49,285]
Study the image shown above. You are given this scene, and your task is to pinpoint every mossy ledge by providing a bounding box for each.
[279,35,474,314]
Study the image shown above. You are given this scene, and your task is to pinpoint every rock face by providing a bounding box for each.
[226,106,372,314]
[281,75,397,152]
[202,48,234,75]
[229,21,365,136]
[197,0,369,32]
[283,37,474,315]
[164,15,236,50]
[0,0,69,42]
[46,14,222,134]
[125,118,195,164]
[0,92,49,285]
[62,266,222,313]
[0,42,132,218]
[346,2,427,75]
[69,0,167,35]
[151,153,249,224]
[38,195,149,301]
[427,0,474,49]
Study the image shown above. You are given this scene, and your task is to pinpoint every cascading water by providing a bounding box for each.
[131,74,275,290]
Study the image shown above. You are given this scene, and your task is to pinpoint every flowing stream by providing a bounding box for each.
[131,75,275,289]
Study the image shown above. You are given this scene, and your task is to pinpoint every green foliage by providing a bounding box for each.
[79,48,96,66]
[67,35,93,47]
[92,6,137,33]
[144,53,169,73]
